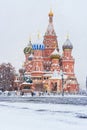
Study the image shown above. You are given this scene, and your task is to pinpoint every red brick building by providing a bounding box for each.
[22,10,79,94]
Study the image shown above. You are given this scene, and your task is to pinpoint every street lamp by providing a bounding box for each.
[60,70,64,96]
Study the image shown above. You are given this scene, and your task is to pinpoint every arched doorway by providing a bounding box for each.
[51,82,57,92]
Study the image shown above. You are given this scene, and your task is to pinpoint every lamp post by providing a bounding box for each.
[60,70,64,96]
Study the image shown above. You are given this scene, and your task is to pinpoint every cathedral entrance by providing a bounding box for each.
[51,82,57,92]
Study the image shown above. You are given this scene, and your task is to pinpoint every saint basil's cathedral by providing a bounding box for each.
[18,10,79,94]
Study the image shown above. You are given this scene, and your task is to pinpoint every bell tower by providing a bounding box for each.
[62,36,79,92]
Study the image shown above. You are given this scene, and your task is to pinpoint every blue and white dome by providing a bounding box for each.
[32,43,45,50]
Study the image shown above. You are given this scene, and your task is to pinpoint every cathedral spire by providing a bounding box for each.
[48,9,53,23]
[29,36,31,42]
[37,31,40,39]
[43,10,59,56]
[45,9,56,36]
[28,36,32,47]
[66,33,69,39]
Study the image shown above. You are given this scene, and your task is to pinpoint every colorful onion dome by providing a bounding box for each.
[24,75,33,83]
[24,46,32,54]
[32,43,45,50]
[49,9,53,16]
[50,48,60,59]
[28,53,34,61]
[62,37,73,50]
[24,41,32,54]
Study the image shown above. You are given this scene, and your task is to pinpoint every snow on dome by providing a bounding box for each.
[51,48,60,55]
[45,10,56,36]
[62,38,73,50]
[50,48,60,59]
[32,33,45,50]
[45,23,56,36]
[28,53,34,60]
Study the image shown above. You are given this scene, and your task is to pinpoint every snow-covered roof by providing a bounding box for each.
[14,80,20,83]
[45,23,56,36]
[63,38,73,50]
[29,53,34,58]
[50,70,61,79]
[43,73,52,77]
[28,53,34,60]
[22,82,32,85]
[45,11,56,36]
[51,48,60,55]
[50,48,60,59]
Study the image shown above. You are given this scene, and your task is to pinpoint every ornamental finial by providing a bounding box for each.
[49,8,53,16]
[66,33,69,39]
[28,35,32,46]
[29,36,31,42]
[37,31,40,39]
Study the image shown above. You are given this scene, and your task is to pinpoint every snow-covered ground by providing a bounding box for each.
[0,102,87,130]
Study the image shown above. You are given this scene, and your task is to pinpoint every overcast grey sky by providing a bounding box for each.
[0,0,87,89]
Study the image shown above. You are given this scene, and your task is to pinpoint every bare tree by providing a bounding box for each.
[0,63,15,91]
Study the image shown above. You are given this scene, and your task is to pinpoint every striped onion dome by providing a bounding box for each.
[32,42,45,50]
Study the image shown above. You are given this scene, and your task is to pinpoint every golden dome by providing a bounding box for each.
[50,49,60,59]
[49,9,53,16]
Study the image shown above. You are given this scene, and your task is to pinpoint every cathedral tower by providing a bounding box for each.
[62,36,79,92]
[32,42,44,72]
[62,36,74,76]
[43,10,59,71]
[31,40,45,91]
